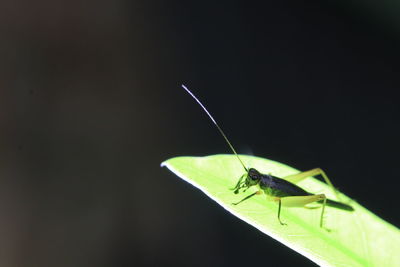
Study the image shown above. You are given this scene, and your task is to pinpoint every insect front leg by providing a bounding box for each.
[282,168,342,201]
[231,173,246,194]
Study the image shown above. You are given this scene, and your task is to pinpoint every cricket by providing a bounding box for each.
[181,84,354,229]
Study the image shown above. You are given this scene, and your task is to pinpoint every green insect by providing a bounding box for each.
[181,84,354,228]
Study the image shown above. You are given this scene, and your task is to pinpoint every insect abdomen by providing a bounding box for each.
[323,199,354,211]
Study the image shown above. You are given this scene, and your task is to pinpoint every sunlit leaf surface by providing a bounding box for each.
[161,155,400,267]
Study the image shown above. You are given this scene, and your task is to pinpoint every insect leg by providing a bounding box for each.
[232,190,261,205]
[277,194,327,227]
[277,198,286,225]
[320,197,327,228]
[282,168,341,201]
[279,194,326,207]
[231,173,246,194]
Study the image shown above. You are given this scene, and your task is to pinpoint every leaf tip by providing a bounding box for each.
[160,160,168,168]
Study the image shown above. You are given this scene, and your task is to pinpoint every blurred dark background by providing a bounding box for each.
[1,0,400,266]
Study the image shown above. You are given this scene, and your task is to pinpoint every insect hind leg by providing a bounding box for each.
[282,168,342,201]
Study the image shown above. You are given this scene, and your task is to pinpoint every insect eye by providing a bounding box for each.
[248,168,260,181]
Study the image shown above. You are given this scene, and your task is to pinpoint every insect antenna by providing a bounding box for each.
[181,84,248,173]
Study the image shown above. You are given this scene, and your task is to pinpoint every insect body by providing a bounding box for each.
[232,168,353,227]
[181,85,354,228]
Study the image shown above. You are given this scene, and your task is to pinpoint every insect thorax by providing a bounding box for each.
[259,175,293,198]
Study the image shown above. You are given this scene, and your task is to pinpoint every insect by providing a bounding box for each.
[181,84,354,228]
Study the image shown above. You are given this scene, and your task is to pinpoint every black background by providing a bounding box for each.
[1,1,400,266]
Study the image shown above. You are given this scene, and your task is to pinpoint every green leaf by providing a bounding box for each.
[161,154,400,267]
